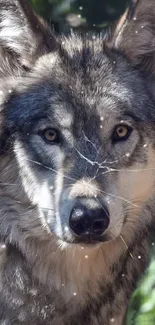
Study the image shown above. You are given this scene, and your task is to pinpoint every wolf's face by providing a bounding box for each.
[0,0,155,252]
[1,41,155,249]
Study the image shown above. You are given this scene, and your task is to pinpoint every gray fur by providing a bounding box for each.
[0,0,155,324]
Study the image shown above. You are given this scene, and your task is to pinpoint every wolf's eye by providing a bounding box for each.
[112,125,132,142]
[41,128,60,144]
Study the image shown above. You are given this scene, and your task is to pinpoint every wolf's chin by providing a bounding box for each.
[57,233,114,247]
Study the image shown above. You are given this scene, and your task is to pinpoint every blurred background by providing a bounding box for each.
[29,0,129,32]
[29,0,155,324]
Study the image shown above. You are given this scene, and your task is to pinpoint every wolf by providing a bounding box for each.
[0,0,155,324]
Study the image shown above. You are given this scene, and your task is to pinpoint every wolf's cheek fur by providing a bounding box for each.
[118,145,155,243]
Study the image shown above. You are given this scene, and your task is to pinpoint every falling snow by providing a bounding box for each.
[0,244,6,250]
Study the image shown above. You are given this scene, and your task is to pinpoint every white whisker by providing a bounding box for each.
[26,159,77,182]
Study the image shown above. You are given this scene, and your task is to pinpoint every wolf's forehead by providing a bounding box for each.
[53,106,73,128]
[61,35,105,58]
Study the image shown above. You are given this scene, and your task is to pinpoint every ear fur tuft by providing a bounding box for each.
[108,0,155,76]
[0,0,57,76]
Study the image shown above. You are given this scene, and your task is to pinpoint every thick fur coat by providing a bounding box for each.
[0,0,155,324]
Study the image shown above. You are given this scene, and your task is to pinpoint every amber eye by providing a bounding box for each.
[41,128,60,144]
[112,125,132,142]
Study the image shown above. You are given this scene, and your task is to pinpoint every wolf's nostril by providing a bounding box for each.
[92,219,109,235]
[69,208,86,236]
[69,204,110,239]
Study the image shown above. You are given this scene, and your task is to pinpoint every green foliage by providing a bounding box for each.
[29,1,155,324]
[126,257,155,325]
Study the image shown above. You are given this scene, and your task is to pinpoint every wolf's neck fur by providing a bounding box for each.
[0,229,150,325]
[22,231,149,300]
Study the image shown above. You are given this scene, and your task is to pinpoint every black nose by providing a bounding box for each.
[69,204,110,239]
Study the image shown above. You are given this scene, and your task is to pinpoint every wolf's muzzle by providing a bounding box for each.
[69,202,110,242]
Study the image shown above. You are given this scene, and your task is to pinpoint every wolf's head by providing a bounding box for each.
[0,0,155,255]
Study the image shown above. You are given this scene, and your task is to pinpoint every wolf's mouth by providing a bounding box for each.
[65,233,111,245]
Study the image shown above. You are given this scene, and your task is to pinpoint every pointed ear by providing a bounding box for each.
[108,0,155,76]
[0,0,57,75]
